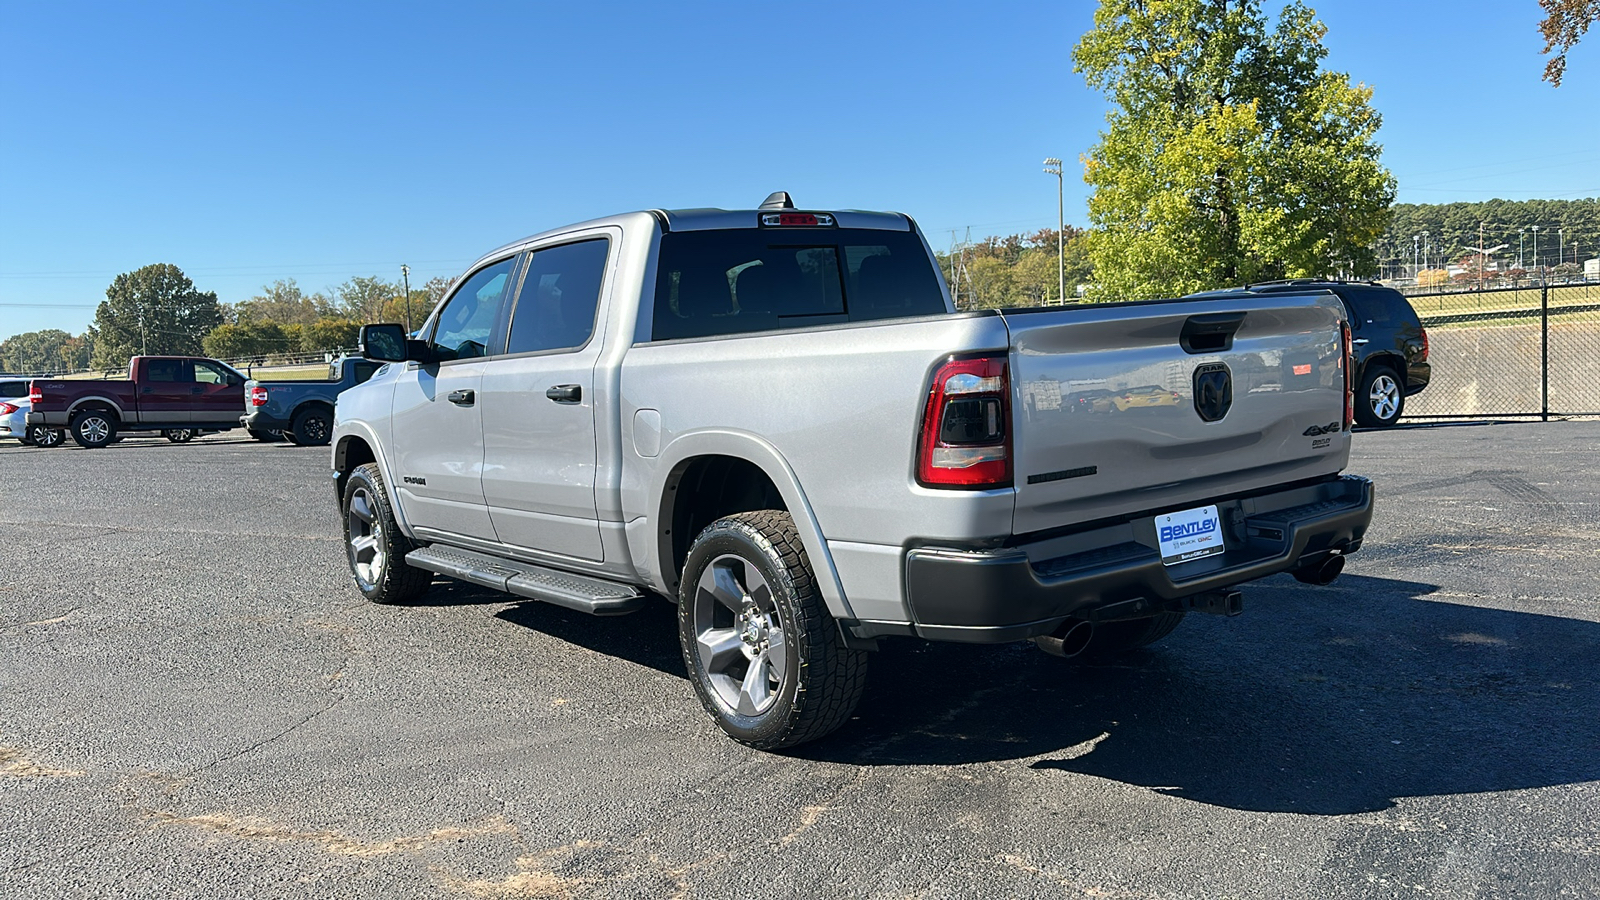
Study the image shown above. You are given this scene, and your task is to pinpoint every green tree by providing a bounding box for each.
[90,264,225,368]
[201,320,290,361]
[300,317,362,354]
[334,276,398,324]
[0,329,81,374]
[232,278,331,326]
[1074,0,1396,300]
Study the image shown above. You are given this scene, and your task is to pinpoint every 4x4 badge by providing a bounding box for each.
[1193,363,1232,422]
[1302,422,1340,436]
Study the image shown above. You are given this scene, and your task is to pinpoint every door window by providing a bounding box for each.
[193,361,237,385]
[144,359,192,383]
[506,238,610,355]
[430,257,517,361]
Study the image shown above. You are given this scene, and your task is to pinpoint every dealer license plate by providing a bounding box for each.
[1155,504,1225,566]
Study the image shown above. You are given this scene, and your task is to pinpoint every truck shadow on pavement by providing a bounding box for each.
[798,573,1600,816]
[432,571,1600,816]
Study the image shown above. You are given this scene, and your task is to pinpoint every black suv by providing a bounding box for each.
[1187,280,1431,428]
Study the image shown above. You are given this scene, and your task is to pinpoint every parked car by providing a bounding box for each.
[241,357,383,446]
[332,193,1374,749]
[1,395,65,447]
[1187,280,1431,427]
[27,356,247,448]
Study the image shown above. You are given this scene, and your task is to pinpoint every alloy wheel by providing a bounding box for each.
[347,486,386,588]
[691,554,788,717]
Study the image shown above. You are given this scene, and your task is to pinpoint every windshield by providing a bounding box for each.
[652,227,947,341]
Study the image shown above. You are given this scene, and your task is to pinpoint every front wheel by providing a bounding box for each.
[70,410,118,448]
[27,426,65,448]
[678,510,868,750]
[342,463,432,604]
[163,428,195,443]
[1356,365,1404,428]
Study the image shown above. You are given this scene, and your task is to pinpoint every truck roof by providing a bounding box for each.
[469,194,914,275]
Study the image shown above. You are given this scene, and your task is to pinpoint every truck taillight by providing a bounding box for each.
[28,383,41,405]
[249,386,269,407]
[1420,326,1429,361]
[1342,321,1354,430]
[917,355,1011,489]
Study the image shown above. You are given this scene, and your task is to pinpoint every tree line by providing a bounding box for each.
[0,263,449,376]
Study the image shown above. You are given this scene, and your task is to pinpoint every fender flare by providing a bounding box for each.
[332,422,416,538]
[66,396,127,420]
[649,429,854,621]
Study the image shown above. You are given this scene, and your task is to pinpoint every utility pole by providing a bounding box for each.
[1043,158,1065,304]
[1479,221,1486,290]
[1519,228,1526,270]
[400,264,412,332]
[1532,225,1541,282]
[1559,228,1565,270]
[1412,234,1420,280]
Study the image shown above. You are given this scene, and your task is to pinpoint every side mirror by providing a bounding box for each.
[360,324,410,362]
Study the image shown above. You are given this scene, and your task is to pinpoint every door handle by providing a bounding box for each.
[142,387,154,394]
[546,384,581,403]
[1352,338,1370,346]
[447,389,475,406]
[191,387,204,394]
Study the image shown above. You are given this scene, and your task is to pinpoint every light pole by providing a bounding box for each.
[1532,225,1540,282]
[1042,158,1064,303]
[1421,231,1430,284]
[1412,234,1420,279]
[1559,228,1565,269]
[400,264,412,332]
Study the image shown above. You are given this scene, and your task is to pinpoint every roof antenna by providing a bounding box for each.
[759,191,795,210]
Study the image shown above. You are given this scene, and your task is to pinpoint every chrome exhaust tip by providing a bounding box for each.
[1033,618,1094,658]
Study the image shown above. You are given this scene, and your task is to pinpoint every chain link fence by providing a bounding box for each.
[1403,282,1600,419]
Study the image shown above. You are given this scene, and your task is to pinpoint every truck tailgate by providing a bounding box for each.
[1003,292,1349,537]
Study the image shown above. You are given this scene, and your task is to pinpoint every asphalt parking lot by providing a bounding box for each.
[2,423,1598,899]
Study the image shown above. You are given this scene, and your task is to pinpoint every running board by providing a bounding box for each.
[404,545,646,616]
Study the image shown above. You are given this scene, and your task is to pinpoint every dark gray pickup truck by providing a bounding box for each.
[241,357,380,446]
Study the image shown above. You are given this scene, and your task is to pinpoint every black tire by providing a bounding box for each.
[27,426,64,448]
[163,428,195,443]
[678,510,868,750]
[289,406,333,447]
[248,428,283,442]
[342,462,431,605]
[1079,612,1186,658]
[69,409,118,449]
[1355,364,1404,428]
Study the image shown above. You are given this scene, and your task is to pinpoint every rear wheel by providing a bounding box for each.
[27,426,64,448]
[290,406,333,447]
[163,428,195,443]
[248,428,283,442]
[343,463,431,604]
[678,510,868,750]
[1356,365,1404,428]
[70,409,117,449]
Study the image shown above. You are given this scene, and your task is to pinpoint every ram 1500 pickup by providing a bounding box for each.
[332,192,1374,749]
[29,355,247,448]
[242,357,382,446]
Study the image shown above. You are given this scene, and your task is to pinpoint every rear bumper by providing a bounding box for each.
[26,411,68,426]
[241,410,291,431]
[902,474,1374,643]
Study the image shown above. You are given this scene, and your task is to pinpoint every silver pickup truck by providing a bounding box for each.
[332,193,1373,749]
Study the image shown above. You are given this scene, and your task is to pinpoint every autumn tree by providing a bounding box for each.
[1074,0,1396,300]
[1540,0,1598,86]
[90,264,225,367]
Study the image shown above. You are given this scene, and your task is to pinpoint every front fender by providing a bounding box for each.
[332,420,415,539]
[647,429,854,621]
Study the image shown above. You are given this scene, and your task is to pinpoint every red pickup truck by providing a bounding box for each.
[28,355,248,448]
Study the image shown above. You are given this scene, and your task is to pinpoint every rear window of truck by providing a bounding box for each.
[651,228,946,340]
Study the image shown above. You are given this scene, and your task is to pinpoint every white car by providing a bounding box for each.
[0,390,65,447]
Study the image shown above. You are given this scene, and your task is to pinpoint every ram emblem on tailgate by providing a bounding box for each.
[1192,363,1232,422]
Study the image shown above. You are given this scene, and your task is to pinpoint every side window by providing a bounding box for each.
[145,359,190,383]
[193,361,234,385]
[353,361,380,384]
[506,238,610,355]
[430,257,517,361]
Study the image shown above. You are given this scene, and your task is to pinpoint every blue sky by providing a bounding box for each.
[1,0,1595,341]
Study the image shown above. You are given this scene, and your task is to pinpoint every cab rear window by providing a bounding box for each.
[652,228,946,340]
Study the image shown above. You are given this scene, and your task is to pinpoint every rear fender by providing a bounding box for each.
[647,429,853,621]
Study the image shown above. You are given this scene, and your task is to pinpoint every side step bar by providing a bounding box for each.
[405,545,646,616]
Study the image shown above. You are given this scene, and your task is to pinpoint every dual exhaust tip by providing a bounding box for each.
[1033,556,1345,659]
